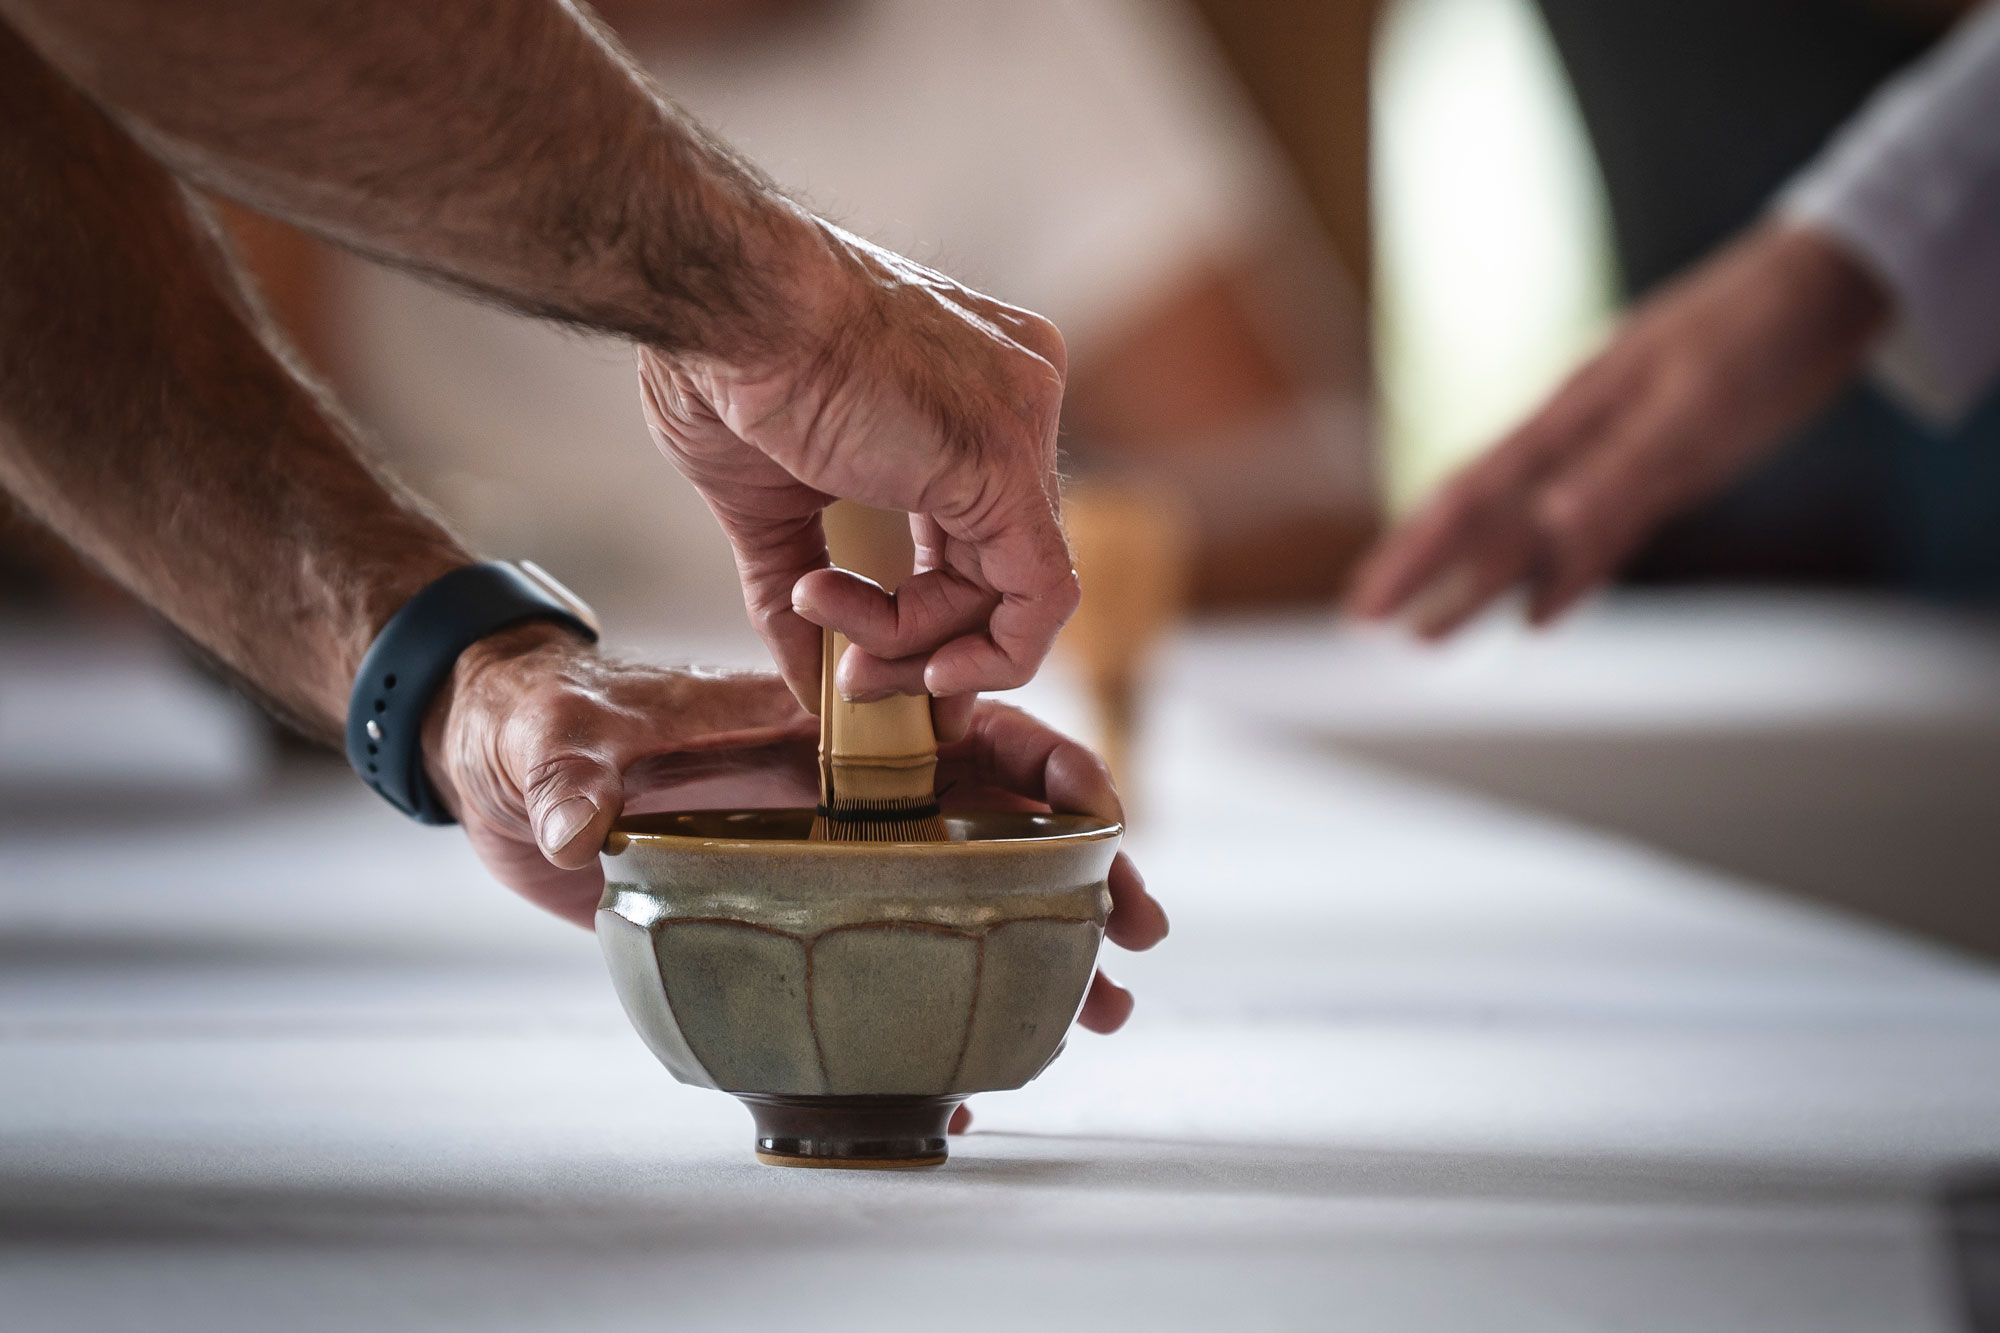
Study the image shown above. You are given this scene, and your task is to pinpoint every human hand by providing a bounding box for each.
[1347,222,1891,637]
[420,624,1167,1022]
[420,621,815,926]
[933,699,1171,1136]
[638,212,1077,721]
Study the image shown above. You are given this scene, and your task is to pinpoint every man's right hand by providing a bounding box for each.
[638,214,1077,720]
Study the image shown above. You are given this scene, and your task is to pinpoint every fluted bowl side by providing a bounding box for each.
[596,810,1120,1098]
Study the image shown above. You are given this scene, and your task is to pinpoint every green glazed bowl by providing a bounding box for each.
[597,809,1122,1168]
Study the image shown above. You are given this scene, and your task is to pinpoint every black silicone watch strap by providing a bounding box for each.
[345,561,598,825]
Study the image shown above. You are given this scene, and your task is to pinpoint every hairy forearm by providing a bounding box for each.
[0,26,466,740]
[0,0,813,355]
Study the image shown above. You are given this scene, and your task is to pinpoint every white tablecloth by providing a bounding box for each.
[1171,591,2000,957]
[5,634,2000,1330]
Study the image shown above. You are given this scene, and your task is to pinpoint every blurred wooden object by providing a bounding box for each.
[1057,481,1194,796]
[1064,265,1380,609]
[1186,0,1386,305]
[1066,0,1386,609]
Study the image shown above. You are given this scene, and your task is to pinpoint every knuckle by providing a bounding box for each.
[990,654,1036,691]
[978,699,1025,729]
[1656,352,1726,409]
[745,583,804,638]
[1023,314,1068,380]
[1044,565,1082,618]
[1032,556,1080,608]
[1536,488,1596,547]
[502,696,612,788]
[506,689,593,746]
[520,747,611,810]
[1435,472,1503,521]
[1536,490,1622,576]
[1071,742,1115,789]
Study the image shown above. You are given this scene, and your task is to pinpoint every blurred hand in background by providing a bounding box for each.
[1348,222,1890,637]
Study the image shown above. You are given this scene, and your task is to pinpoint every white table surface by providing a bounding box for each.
[1174,590,2000,734]
[6,633,2000,1330]
[1167,591,2000,959]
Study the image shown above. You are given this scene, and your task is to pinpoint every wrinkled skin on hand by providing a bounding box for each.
[1348,222,1892,638]
[638,213,1078,724]
[422,625,1168,1059]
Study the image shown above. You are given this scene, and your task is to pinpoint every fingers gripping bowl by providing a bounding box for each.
[597,809,1123,1167]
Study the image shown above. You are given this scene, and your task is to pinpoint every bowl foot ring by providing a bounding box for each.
[740,1093,962,1169]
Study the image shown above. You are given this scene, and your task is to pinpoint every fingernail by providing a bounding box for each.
[840,687,896,704]
[538,795,596,855]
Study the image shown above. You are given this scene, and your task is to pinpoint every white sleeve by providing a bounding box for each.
[1777,0,2000,424]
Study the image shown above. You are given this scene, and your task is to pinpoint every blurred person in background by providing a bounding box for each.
[0,0,1166,1029]
[1354,0,2000,635]
[237,0,1376,621]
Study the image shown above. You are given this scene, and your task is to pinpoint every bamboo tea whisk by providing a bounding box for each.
[808,626,949,843]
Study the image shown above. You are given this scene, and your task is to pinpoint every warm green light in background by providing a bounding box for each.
[1372,0,1620,514]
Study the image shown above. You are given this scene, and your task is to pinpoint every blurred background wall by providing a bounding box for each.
[1186,0,1381,305]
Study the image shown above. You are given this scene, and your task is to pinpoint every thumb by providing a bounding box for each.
[523,753,625,871]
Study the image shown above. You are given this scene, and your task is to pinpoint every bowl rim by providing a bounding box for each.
[602,808,1122,856]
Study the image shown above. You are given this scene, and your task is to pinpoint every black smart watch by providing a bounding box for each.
[345,560,599,824]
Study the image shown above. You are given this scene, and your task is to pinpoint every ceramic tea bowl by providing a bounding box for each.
[597,809,1122,1168]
